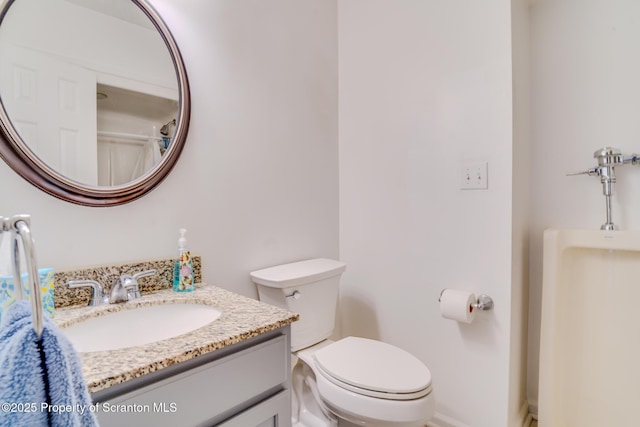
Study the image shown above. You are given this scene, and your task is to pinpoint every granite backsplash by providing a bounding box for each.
[54,256,202,308]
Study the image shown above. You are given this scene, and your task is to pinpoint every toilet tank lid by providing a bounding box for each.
[250,258,346,288]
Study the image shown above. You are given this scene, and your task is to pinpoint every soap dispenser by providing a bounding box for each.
[173,228,194,292]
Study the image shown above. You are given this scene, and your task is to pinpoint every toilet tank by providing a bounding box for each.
[250,258,346,351]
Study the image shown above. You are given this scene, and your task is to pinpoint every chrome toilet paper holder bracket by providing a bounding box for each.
[438,290,494,311]
[473,294,494,311]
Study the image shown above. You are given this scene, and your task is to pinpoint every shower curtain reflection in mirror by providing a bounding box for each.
[97,133,164,186]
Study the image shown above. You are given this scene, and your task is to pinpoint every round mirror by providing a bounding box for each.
[0,0,190,206]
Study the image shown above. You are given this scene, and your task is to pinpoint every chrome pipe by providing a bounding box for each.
[602,194,615,231]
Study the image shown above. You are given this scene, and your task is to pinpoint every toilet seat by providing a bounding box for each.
[313,337,432,401]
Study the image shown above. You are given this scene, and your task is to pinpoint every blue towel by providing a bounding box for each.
[0,301,98,427]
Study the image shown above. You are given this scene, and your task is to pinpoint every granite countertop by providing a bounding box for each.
[53,284,299,393]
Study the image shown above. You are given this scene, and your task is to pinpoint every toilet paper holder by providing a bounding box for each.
[438,290,494,311]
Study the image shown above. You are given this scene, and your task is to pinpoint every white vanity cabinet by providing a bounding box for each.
[93,327,291,427]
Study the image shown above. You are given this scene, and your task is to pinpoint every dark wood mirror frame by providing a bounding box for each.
[0,0,190,207]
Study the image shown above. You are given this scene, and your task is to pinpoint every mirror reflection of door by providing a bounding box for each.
[0,0,179,187]
[0,44,97,184]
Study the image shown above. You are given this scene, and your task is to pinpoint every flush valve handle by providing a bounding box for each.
[566,168,599,177]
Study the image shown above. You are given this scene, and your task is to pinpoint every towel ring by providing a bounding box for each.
[2,215,44,338]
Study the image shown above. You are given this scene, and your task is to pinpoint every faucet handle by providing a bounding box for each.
[121,269,157,300]
[132,269,157,281]
[67,279,106,306]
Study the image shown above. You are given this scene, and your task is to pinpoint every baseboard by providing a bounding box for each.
[518,399,531,426]
[427,400,533,427]
[528,399,538,420]
[523,414,534,427]
[426,412,472,427]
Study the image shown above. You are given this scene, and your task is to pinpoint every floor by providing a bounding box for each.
[426,417,538,427]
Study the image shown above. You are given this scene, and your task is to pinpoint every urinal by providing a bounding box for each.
[539,229,640,426]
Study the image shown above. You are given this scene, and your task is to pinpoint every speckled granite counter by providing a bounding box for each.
[53,284,298,393]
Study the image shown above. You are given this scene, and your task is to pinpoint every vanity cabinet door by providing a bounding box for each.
[216,390,290,427]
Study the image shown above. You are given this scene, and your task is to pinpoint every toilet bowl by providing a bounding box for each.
[250,259,435,427]
[302,337,434,427]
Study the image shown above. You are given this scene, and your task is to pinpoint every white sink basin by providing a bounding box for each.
[61,303,222,352]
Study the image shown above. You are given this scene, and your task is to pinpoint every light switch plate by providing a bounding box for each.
[460,161,488,190]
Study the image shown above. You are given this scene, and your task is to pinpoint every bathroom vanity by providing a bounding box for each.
[54,284,298,427]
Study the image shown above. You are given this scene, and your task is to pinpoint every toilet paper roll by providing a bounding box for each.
[439,289,476,323]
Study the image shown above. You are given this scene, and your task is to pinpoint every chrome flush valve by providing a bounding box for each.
[568,147,640,230]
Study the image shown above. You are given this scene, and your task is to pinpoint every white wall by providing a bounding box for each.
[338,1,526,426]
[0,0,339,298]
[528,0,640,413]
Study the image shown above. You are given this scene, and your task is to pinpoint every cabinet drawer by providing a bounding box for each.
[97,335,288,427]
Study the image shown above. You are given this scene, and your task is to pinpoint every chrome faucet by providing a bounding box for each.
[568,147,640,230]
[67,269,157,306]
[109,269,157,304]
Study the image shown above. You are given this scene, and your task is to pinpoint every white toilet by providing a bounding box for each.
[250,258,435,427]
